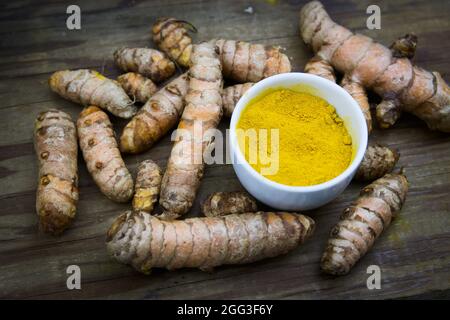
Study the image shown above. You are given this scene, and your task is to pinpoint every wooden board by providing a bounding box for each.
[0,0,449,299]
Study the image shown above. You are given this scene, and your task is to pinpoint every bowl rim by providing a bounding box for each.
[229,72,368,193]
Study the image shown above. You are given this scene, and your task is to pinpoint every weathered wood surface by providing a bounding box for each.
[0,0,449,299]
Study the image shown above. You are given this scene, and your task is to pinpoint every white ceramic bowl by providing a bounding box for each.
[229,72,368,211]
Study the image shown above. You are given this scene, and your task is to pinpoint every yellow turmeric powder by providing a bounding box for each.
[237,89,352,186]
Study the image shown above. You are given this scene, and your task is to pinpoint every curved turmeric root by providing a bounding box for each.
[120,73,189,154]
[222,83,254,117]
[215,39,291,83]
[152,18,196,68]
[300,1,449,132]
[114,47,175,82]
[49,69,137,119]
[201,191,257,217]
[106,211,315,273]
[355,145,399,181]
[117,72,158,103]
[132,160,162,213]
[35,110,78,235]
[321,172,408,275]
[77,106,134,203]
[159,43,223,219]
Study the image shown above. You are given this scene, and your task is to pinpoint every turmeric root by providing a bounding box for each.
[77,106,134,202]
[34,110,78,235]
[159,42,223,219]
[300,1,450,132]
[117,72,157,103]
[49,69,137,119]
[355,145,399,181]
[120,73,189,154]
[201,191,258,217]
[106,210,315,273]
[152,18,196,68]
[222,83,254,117]
[321,172,408,275]
[113,47,176,82]
[132,160,162,213]
[215,39,291,83]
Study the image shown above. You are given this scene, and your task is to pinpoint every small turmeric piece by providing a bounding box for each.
[132,160,162,213]
[77,106,134,203]
[106,210,315,273]
[117,72,158,103]
[114,47,175,82]
[215,39,291,83]
[120,73,189,154]
[321,172,408,275]
[222,83,254,117]
[152,18,196,68]
[49,69,137,119]
[355,145,399,181]
[300,1,450,132]
[152,22,291,82]
[35,110,78,235]
[159,43,223,219]
[201,191,258,217]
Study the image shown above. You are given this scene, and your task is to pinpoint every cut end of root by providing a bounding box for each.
[38,205,75,236]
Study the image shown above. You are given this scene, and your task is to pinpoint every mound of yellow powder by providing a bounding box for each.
[237,89,353,186]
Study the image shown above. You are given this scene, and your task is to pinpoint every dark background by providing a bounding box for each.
[0,0,449,299]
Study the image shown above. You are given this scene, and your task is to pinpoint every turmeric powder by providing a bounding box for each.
[237,89,352,186]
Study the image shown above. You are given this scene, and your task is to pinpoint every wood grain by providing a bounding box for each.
[0,0,449,299]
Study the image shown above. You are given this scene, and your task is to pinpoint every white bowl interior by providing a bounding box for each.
[230,72,368,192]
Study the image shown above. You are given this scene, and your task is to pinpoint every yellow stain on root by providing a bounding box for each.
[237,89,353,186]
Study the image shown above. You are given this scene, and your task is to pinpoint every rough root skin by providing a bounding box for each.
[77,106,134,203]
[355,145,399,181]
[114,47,176,82]
[49,69,137,119]
[201,191,258,217]
[300,1,450,132]
[159,43,223,219]
[34,110,78,235]
[152,17,195,68]
[390,33,417,59]
[117,72,158,103]
[222,83,254,117]
[321,173,408,275]
[120,73,189,154]
[132,160,162,213]
[106,211,315,273]
[215,39,291,83]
